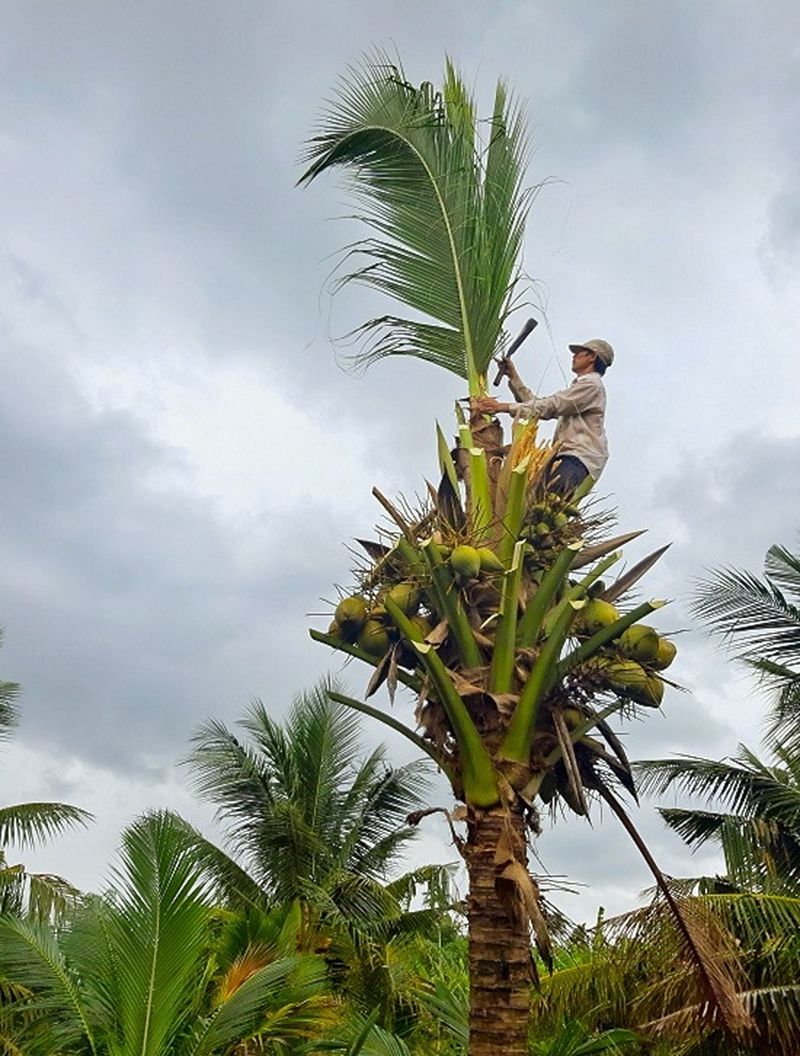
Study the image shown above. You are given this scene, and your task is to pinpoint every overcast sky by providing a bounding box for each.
[2,1,799,922]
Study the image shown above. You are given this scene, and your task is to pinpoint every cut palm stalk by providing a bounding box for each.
[468,446,493,542]
[541,551,621,637]
[501,600,585,764]
[372,486,414,542]
[309,629,422,692]
[385,598,498,807]
[328,690,451,775]
[489,541,526,694]
[558,599,667,676]
[436,421,460,495]
[396,536,426,576]
[420,539,483,669]
[517,540,584,648]
[496,457,530,568]
[414,643,498,807]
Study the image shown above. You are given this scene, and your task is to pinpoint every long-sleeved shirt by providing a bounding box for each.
[509,372,609,479]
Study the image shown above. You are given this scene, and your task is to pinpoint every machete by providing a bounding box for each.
[492,317,538,387]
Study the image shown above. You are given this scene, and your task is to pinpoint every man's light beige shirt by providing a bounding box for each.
[510,372,609,479]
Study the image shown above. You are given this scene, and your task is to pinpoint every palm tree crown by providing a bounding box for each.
[186,679,428,907]
[299,50,532,394]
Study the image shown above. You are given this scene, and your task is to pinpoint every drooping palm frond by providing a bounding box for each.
[0,917,98,1055]
[299,49,533,392]
[0,681,19,739]
[692,550,800,667]
[637,747,800,894]
[188,953,332,1056]
[0,802,92,851]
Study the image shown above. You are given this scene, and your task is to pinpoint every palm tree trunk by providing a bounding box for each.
[465,805,532,1056]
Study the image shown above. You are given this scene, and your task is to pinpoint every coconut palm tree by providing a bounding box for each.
[0,639,91,921]
[185,679,430,917]
[299,52,747,1056]
[692,541,800,751]
[626,539,800,1051]
[637,745,800,895]
[183,678,457,1041]
[0,811,333,1055]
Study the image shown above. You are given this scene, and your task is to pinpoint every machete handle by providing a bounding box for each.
[492,317,537,386]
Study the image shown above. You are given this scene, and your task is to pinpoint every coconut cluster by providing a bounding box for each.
[313,412,677,815]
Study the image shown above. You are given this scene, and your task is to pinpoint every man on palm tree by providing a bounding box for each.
[474,338,614,493]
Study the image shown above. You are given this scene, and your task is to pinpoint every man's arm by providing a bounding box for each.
[502,360,534,403]
[473,375,600,420]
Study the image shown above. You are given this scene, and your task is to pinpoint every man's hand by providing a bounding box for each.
[473,396,510,416]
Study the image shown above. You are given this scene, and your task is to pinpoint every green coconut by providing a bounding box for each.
[358,619,391,657]
[327,619,342,640]
[619,624,660,663]
[477,547,505,573]
[450,544,481,581]
[409,614,432,640]
[582,598,621,636]
[595,657,648,690]
[335,595,368,642]
[635,675,665,707]
[553,511,569,529]
[386,582,420,616]
[561,706,584,730]
[651,637,677,671]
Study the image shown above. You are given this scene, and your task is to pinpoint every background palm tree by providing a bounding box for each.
[0,811,332,1056]
[692,541,800,750]
[183,678,455,1041]
[0,636,91,921]
[185,679,430,916]
[628,538,800,1052]
[299,52,745,1055]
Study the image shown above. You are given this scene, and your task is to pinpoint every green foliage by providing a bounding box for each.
[185,678,428,908]
[0,636,91,921]
[0,811,332,1055]
[299,49,532,393]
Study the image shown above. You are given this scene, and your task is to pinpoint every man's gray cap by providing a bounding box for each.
[569,338,615,367]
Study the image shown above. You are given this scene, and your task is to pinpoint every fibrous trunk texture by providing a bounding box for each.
[465,806,532,1056]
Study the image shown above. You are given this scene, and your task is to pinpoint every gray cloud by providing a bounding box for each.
[1,1,799,912]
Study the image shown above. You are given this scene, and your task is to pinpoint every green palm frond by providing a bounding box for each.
[189,954,330,1056]
[161,811,269,910]
[107,810,212,1056]
[299,49,532,392]
[0,681,19,739]
[692,557,800,667]
[0,917,98,1055]
[765,544,800,602]
[0,802,92,851]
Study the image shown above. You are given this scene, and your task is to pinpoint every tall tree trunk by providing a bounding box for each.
[465,805,532,1056]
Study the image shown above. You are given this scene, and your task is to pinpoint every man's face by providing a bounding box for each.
[571,347,596,375]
